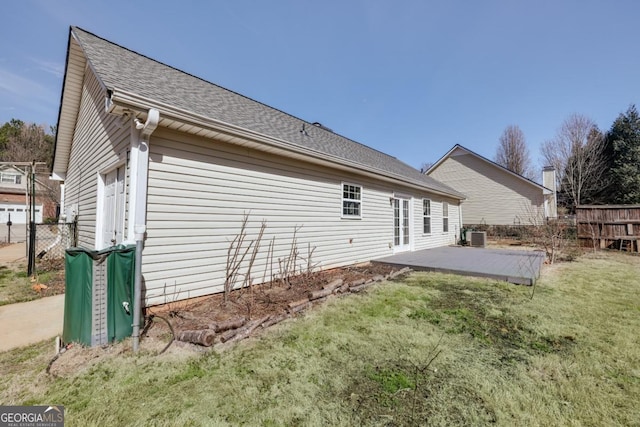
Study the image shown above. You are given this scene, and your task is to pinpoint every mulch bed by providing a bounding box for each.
[145,263,411,349]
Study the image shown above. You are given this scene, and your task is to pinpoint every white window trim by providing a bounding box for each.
[422,198,432,235]
[341,182,362,219]
[392,194,413,253]
[0,172,22,184]
[95,162,127,249]
[442,201,449,233]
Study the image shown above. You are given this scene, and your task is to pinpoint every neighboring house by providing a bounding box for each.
[426,145,556,226]
[51,27,465,306]
[0,166,33,227]
[0,165,58,224]
[0,165,59,243]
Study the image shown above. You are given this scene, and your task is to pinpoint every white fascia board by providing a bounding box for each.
[425,145,459,174]
[108,89,465,200]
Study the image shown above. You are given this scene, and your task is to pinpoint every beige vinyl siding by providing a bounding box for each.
[63,68,131,248]
[143,129,456,305]
[429,151,544,226]
[413,196,460,249]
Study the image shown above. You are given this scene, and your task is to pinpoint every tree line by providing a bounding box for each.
[494,105,640,212]
[0,119,60,212]
[0,119,55,167]
[5,110,640,214]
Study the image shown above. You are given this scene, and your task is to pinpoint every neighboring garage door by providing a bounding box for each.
[0,204,43,223]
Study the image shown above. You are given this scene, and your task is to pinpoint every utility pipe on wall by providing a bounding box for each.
[131,108,159,352]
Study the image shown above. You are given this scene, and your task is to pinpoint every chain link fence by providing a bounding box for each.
[33,222,77,261]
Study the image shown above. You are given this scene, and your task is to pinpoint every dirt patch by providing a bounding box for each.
[33,258,66,298]
[422,281,576,365]
[147,263,396,335]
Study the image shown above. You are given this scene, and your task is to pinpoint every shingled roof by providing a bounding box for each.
[56,26,463,199]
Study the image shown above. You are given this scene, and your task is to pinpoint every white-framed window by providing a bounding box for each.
[342,183,362,218]
[442,201,449,232]
[423,199,431,234]
[0,172,21,184]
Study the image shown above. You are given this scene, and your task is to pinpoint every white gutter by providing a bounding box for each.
[107,90,465,201]
[130,108,159,352]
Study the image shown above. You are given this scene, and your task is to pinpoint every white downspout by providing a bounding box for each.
[130,108,159,352]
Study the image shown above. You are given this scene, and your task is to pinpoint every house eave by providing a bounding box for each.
[107,89,465,200]
[51,29,87,181]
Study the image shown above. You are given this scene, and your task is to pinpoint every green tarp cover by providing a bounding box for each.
[63,245,139,346]
[107,245,137,342]
[62,248,94,346]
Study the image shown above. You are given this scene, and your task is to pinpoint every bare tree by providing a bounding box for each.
[541,114,606,209]
[1,122,54,165]
[419,161,433,174]
[495,125,534,179]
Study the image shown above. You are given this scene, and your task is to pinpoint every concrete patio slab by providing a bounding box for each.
[373,246,545,285]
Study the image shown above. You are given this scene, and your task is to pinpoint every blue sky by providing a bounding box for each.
[1,1,638,176]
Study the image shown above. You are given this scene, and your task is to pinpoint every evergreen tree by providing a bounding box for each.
[604,105,640,204]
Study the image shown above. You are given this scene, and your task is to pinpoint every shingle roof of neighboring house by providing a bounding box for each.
[54,26,464,199]
[427,144,553,194]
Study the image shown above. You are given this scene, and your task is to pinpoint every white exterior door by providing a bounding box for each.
[101,166,125,248]
[393,197,411,252]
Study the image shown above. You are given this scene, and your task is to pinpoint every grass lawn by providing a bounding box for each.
[0,264,34,305]
[0,260,65,306]
[1,251,639,426]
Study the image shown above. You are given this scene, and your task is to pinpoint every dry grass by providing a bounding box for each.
[1,251,638,426]
[0,260,65,305]
[0,265,34,305]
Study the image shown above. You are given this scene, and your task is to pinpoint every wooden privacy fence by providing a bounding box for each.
[576,205,640,252]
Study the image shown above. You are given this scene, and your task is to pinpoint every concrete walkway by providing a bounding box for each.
[0,242,27,265]
[0,243,64,352]
[0,294,64,352]
[373,246,546,285]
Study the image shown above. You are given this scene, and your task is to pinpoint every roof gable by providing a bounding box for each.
[53,26,464,199]
[427,144,552,194]
[0,165,26,175]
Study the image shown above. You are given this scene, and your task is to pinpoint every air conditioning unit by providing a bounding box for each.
[469,231,487,248]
